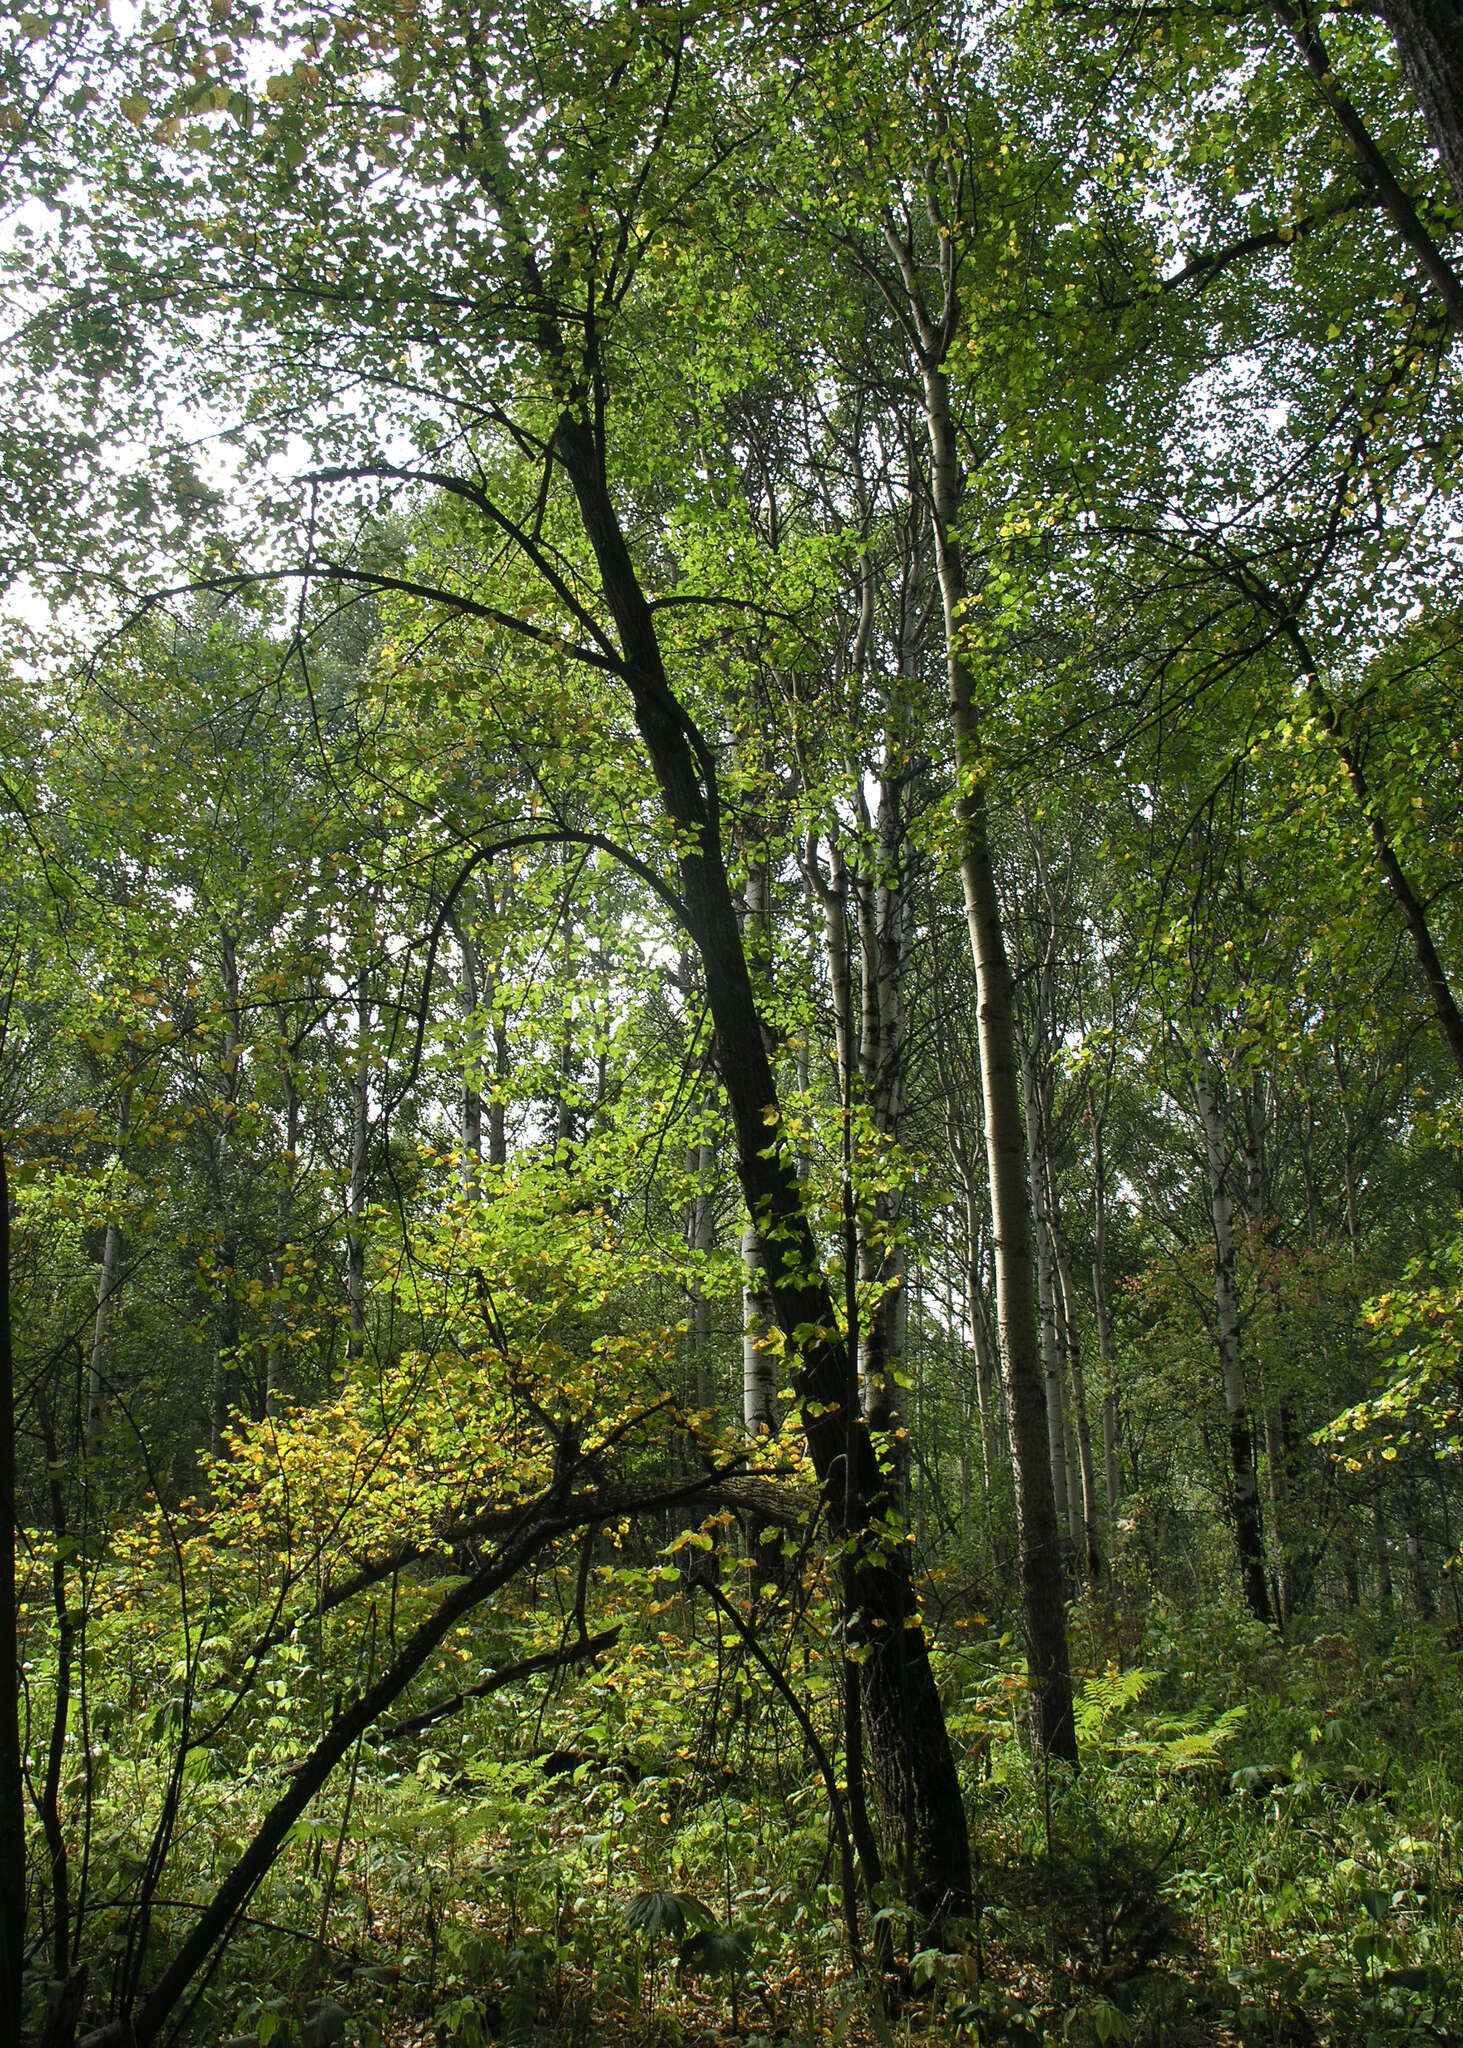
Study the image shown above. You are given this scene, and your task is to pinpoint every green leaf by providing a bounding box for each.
[622,1891,713,1942]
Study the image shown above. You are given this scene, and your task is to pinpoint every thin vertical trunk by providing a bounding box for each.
[741,1223,776,1434]
[1340,1507,1362,1610]
[346,964,371,1376]
[937,1023,996,1503]
[740,850,779,1442]
[452,909,484,1184]
[1089,1113,1122,1545]
[812,816,904,1444]
[1102,1388,1120,1546]
[873,193,1072,1758]
[1404,1458,1436,1620]
[1194,1070,1272,1623]
[39,1407,76,1998]
[686,1085,716,1414]
[488,1013,509,1171]
[1021,1047,1073,1567]
[1432,1457,1463,1629]
[480,874,511,1172]
[210,928,243,1457]
[920,352,1074,1756]
[809,836,855,1097]
[1245,1079,1305,1620]
[267,1073,300,1420]
[1374,1493,1394,1611]
[0,1142,24,2045]
[1263,1402,1289,1626]
[860,768,911,1470]
[1061,1375,1084,1566]
[1052,1224,1103,1581]
[965,1193,998,1500]
[86,1084,134,1461]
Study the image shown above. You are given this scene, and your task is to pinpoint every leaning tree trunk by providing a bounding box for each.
[553,413,972,1913]
[1194,1070,1273,1623]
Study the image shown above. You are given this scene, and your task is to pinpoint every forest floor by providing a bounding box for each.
[154,1596,1463,2048]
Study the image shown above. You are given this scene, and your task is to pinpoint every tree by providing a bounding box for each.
[45,0,974,1921]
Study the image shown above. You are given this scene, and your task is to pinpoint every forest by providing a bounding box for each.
[1,0,1461,2041]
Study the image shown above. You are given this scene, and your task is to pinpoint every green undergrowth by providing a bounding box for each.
[41,1589,1463,2048]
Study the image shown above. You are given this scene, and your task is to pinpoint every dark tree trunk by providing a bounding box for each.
[1382,0,1463,218]
[1195,1074,1273,1624]
[0,1145,25,2045]
[346,965,371,1373]
[552,413,972,1916]
[209,929,243,1455]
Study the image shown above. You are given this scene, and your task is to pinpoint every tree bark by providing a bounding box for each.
[686,1090,716,1414]
[451,904,484,1183]
[1194,1071,1273,1623]
[865,190,1074,1760]
[1380,0,1463,219]
[1052,1224,1103,1582]
[1403,1456,1436,1619]
[965,1190,998,1500]
[86,1104,132,1464]
[1021,1048,1074,1567]
[267,1072,299,1419]
[552,412,973,1909]
[1089,1110,1122,1549]
[346,963,371,1375]
[919,361,1075,1759]
[857,762,912,1475]
[741,1220,777,1435]
[0,1143,24,2046]
[210,928,243,1456]
[1374,1491,1394,1610]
